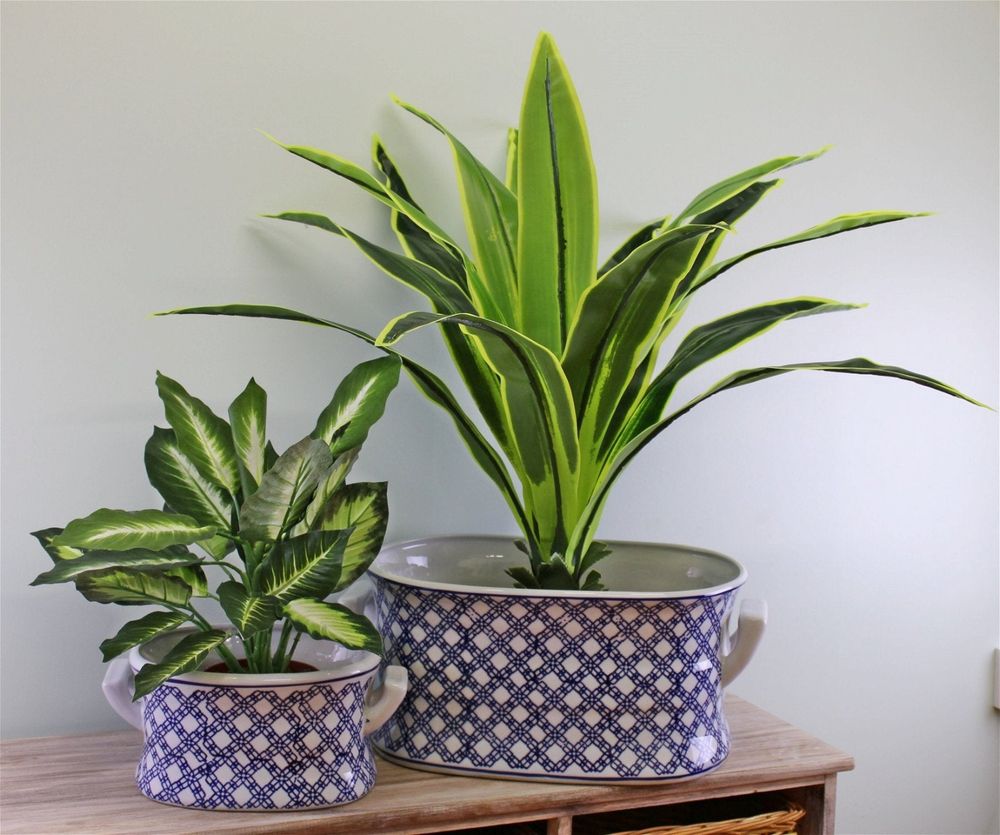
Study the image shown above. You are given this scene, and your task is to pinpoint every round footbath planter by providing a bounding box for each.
[351,536,765,784]
[102,628,407,810]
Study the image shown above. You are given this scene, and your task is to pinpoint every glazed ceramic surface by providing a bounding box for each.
[359,536,765,784]
[102,628,407,810]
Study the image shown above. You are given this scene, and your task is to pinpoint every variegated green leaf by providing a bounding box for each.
[371,137,468,288]
[597,217,668,278]
[31,527,83,563]
[31,548,202,586]
[309,481,388,589]
[99,611,188,662]
[133,630,229,700]
[266,212,472,316]
[395,97,519,326]
[264,133,470,273]
[217,581,278,637]
[228,378,268,492]
[505,127,518,193]
[292,448,359,535]
[517,32,599,353]
[692,211,930,294]
[673,146,829,225]
[156,373,240,495]
[52,509,216,552]
[614,298,864,451]
[74,567,194,607]
[379,310,579,559]
[312,356,401,457]
[145,427,234,536]
[239,437,332,541]
[255,528,353,603]
[562,226,711,473]
[167,564,209,597]
[284,599,383,655]
[571,357,989,560]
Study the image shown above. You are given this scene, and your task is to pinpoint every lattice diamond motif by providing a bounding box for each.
[135,674,377,810]
[372,576,737,781]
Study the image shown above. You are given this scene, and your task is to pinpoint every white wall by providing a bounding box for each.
[2,2,996,832]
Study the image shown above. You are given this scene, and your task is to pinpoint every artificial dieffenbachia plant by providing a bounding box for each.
[32,358,400,698]
[162,33,985,591]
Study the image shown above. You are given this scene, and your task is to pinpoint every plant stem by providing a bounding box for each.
[272,621,294,670]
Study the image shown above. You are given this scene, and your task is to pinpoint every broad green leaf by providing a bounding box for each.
[145,427,234,535]
[308,481,388,589]
[156,373,240,495]
[562,226,711,470]
[74,567,194,607]
[379,310,579,558]
[571,357,989,559]
[284,599,383,655]
[31,527,83,563]
[371,137,468,288]
[615,298,863,449]
[52,509,216,552]
[156,304,533,555]
[228,378,268,491]
[692,211,930,293]
[239,437,332,541]
[217,581,278,637]
[31,547,202,586]
[133,630,229,700]
[673,146,829,225]
[312,356,401,457]
[255,528,353,603]
[293,447,359,535]
[266,212,472,315]
[100,611,188,662]
[395,97,519,326]
[167,564,209,597]
[517,32,599,353]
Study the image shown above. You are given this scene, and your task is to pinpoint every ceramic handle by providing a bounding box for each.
[364,665,408,737]
[721,598,767,688]
[101,657,144,731]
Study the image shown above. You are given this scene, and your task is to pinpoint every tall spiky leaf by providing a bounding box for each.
[517,32,599,353]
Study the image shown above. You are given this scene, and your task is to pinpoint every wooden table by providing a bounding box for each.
[1,696,852,835]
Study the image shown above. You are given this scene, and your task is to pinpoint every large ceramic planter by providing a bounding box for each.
[349,536,765,784]
[102,628,407,810]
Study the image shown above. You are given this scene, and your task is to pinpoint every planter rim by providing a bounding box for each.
[129,626,381,688]
[370,534,747,599]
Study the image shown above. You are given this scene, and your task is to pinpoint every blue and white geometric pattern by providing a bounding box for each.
[136,678,376,810]
[371,578,738,782]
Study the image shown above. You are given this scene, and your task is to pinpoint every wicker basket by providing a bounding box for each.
[608,802,806,835]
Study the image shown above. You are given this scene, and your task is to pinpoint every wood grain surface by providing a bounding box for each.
[0,696,852,835]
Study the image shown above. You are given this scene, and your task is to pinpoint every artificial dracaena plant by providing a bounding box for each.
[162,33,985,591]
[32,357,400,698]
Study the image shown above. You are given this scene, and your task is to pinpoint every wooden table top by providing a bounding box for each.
[1,696,853,835]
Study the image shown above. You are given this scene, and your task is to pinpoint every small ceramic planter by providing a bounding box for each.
[102,628,407,811]
[345,536,766,784]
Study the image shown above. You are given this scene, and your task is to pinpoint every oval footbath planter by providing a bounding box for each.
[103,628,407,811]
[349,536,766,784]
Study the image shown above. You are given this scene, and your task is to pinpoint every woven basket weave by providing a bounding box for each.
[609,802,806,835]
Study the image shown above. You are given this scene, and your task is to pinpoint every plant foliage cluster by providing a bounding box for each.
[32,359,400,696]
